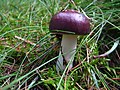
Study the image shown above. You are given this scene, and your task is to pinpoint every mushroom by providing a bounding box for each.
[49,10,90,73]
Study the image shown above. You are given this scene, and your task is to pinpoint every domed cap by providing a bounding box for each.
[49,10,90,35]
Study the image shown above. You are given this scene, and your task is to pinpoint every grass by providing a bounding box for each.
[0,0,120,89]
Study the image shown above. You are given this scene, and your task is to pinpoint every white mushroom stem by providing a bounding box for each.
[56,34,77,73]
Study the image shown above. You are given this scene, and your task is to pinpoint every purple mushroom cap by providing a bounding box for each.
[49,10,90,35]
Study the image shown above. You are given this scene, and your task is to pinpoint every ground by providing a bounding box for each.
[0,0,120,89]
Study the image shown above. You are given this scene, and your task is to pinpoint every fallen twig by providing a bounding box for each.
[15,36,38,46]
